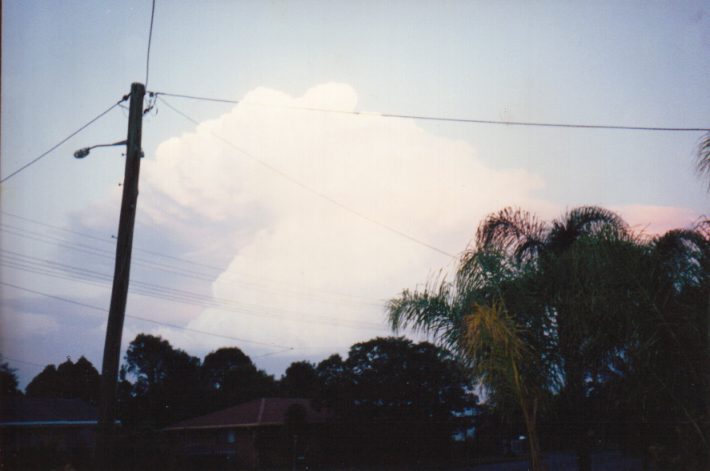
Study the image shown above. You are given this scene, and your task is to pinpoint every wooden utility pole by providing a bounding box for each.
[97,82,145,466]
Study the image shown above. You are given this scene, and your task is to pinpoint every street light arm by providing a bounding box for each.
[73,140,128,159]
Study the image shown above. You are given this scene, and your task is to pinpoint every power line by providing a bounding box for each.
[0,220,384,306]
[0,356,46,369]
[1,210,221,272]
[152,91,710,133]
[151,91,238,105]
[0,281,293,350]
[1,211,117,246]
[0,254,389,331]
[0,225,382,310]
[0,255,383,330]
[0,212,307,294]
[0,96,129,184]
[158,96,456,258]
[145,0,157,88]
[0,223,215,282]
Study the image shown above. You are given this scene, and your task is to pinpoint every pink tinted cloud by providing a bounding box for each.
[613,205,702,236]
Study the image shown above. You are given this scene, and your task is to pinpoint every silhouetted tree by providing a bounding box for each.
[122,334,201,427]
[335,337,476,464]
[25,356,99,403]
[595,225,709,469]
[280,361,318,398]
[61,356,100,404]
[202,347,253,391]
[0,361,21,397]
[315,354,345,391]
[201,347,277,411]
[313,354,349,426]
[25,364,58,397]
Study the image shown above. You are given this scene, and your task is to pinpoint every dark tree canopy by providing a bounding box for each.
[122,334,202,427]
[319,337,476,464]
[25,356,99,404]
[280,361,318,398]
[201,347,277,411]
[25,365,58,398]
[0,361,21,397]
[315,354,345,389]
[124,334,200,396]
[344,337,474,420]
[202,347,254,391]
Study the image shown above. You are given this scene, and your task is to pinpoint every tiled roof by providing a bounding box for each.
[0,397,98,426]
[164,397,329,431]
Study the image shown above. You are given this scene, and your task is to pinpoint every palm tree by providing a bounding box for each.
[462,302,547,471]
[390,206,630,471]
[391,206,709,469]
[388,226,556,471]
[632,225,710,468]
[474,206,629,471]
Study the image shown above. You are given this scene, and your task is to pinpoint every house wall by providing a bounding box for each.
[170,428,237,469]
[1,424,96,451]
[0,425,97,469]
[169,425,324,470]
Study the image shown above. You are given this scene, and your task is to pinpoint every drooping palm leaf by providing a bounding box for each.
[475,207,546,263]
[696,131,710,190]
[547,206,628,255]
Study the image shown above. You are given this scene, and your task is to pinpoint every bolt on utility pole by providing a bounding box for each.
[97,82,145,465]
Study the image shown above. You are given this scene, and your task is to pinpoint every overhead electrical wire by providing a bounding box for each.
[158,96,456,258]
[0,248,379,324]
[145,0,157,88]
[1,211,126,249]
[0,260,388,332]
[0,96,129,184]
[0,281,293,355]
[0,224,214,282]
[0,356,47,369]
[1,211,224,275]
[0,222,383,307]
[153,93,709,260]
[0,250,389,331]
[0,211,222,280]
[0,211,381,304]
[152,91,710,133]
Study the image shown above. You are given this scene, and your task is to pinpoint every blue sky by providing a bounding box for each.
[2,0,708,388]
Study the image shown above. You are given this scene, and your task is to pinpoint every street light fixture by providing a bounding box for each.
[73,140,128,159]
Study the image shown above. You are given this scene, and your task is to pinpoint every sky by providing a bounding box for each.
[1,1,709,389]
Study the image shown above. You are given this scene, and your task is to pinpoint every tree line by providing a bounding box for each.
[2,204,707,470]
[2,335,477,468]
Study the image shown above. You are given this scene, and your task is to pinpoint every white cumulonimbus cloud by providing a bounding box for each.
[135,82,552,357]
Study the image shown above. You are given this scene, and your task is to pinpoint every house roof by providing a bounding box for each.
[164,397,330,431]
[0,397,98,427]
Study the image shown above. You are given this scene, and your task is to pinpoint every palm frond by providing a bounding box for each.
[651,227,709,290]
[696,131,710,190]
[548,206,627,253]
[475,207,546,261]
[386,282,460,347]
